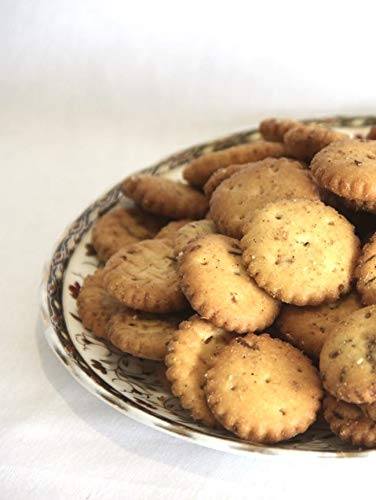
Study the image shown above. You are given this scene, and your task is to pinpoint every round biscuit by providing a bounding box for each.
[210,157,319,239]
[259,118,300,142]
[107,310,183,361]
[203,164,247,198]
[122,174,208,219]
[77,269,126,338]
[284,124,348,163]
[165,316,232,426]
[205,333,323,443]
[91,207,165,261]
[174,220,216,257]
[102,239,188,313]
[311,140,376,203]
[183,141,286,187]
[320,305,376,404]
[179,234,280,333]
[241,199,360,305]
[323,395,376,448]
[277,292,362,358]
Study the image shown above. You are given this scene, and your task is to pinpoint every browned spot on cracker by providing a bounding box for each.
[235,337,259,350]
[329,350,341,359]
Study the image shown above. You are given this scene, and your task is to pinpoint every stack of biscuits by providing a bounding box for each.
[77,118,376,447]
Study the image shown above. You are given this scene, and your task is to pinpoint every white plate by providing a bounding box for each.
[41,116,376,458]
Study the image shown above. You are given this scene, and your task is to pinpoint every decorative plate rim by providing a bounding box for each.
[41,116,376,458]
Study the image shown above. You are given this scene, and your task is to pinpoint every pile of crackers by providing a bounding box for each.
[77,119,376,447]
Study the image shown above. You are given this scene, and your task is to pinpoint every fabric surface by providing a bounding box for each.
[1,1,376,498]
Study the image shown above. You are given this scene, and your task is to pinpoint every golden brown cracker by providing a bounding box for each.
[122,174,208,219]
[179,235,280,333]
[241,199,360,306]
[183,141,286,187]
[284,124,348,163]
[259,118,300,142]
[77,269,126,338]
[102,239,188,313]
[277,292,362,358]
[165,316,232,426]
[107,310,183,360]
[92,207,165,261]
[311,139,376,202]
[323,395,376,448]
[210,158,319,239]
[205,334,323,443]
[320,305,376,404]
[174,220,216,257]
[203,164,247,198]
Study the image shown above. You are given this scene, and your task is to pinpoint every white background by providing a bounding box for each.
[1,1,376,498]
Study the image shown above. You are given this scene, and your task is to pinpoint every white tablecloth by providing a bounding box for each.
[1,1,376,498]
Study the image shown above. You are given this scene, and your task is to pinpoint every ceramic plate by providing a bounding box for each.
[41,116,376,458]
